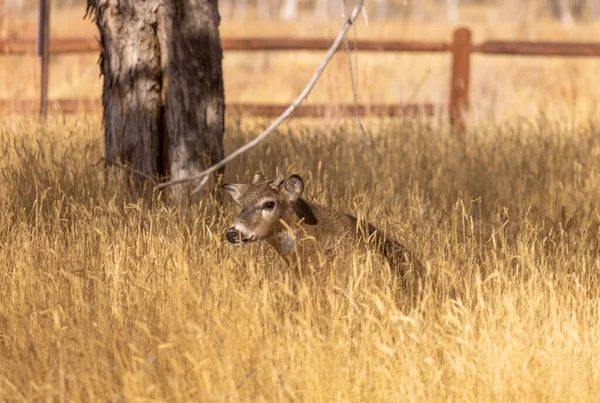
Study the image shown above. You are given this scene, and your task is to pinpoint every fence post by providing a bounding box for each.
[449,27,471,134]
[38,0,51,119]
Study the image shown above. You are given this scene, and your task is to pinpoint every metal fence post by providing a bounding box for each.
[449,27,471,135]
[38,0,51,119]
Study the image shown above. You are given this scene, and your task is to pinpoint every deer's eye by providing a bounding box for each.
[262,201,276,210]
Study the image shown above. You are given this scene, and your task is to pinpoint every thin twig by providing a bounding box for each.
[405,68,431,104]
[271,359,295,402]
[190,174,210,195]
[236,368,257,390]
[101,158,158,186]
[154,0,365,193]
[341,0,376,184]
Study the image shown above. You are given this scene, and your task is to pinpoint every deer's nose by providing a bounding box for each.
[226,227,240,244]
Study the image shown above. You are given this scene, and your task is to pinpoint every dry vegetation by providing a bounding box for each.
[1,116,600,401]
[1,3,600,402]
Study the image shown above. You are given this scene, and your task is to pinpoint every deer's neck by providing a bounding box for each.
[274,229,297,255]
[265,198,322,262]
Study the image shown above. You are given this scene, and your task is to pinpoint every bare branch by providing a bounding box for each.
[341,0,376,184]
[101,158,159,186]
[236,368,257,390]
[154,0,365,193]
[190,174,210,195]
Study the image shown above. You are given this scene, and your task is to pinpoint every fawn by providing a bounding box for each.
[222,169,424,291]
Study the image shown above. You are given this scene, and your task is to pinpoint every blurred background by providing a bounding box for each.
[1,0,599,124]
[2,0,600,30]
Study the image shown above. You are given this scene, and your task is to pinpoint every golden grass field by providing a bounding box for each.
[2,115,600,401]
[1,2,600,402]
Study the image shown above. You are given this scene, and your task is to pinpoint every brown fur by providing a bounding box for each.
[223,170,425,292]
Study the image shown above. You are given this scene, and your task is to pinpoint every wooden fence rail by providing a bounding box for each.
[4,36,600,56]
[2,27,600,131]
[0,37,453,54]
[0,100,438,117]
[473,41,600,56]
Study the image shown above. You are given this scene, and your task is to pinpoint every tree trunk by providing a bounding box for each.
[157,2,225,196]
[571,0,584,19]
[550,0,574,23]
[562,0,575,23]
[559,0,574,24]
[86,0,225,199]
[549,0,560,18]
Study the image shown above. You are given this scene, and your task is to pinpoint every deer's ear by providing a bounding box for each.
[221,183,248,205]
[282,174,304,202]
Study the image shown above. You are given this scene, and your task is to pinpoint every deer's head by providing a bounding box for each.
[222,168,304,245]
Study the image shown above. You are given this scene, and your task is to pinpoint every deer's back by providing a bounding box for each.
[294,199,423,282]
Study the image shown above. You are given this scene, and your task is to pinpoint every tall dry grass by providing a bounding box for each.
[1,116,599,401]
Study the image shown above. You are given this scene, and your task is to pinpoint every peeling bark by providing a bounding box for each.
[157,1,225,196]
[86,0,225,199]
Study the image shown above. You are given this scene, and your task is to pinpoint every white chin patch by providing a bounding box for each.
[233,223,251,236]
[232,223,256,244]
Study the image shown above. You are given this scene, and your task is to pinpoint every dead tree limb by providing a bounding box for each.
[341,0,376,184]
[154,0,365,193]
[102,158,159,186]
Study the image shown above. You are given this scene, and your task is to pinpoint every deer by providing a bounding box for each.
[222,168,425,294]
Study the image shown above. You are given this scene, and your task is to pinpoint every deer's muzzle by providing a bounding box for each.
[226,227,253,245]
[226,227,240,244]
